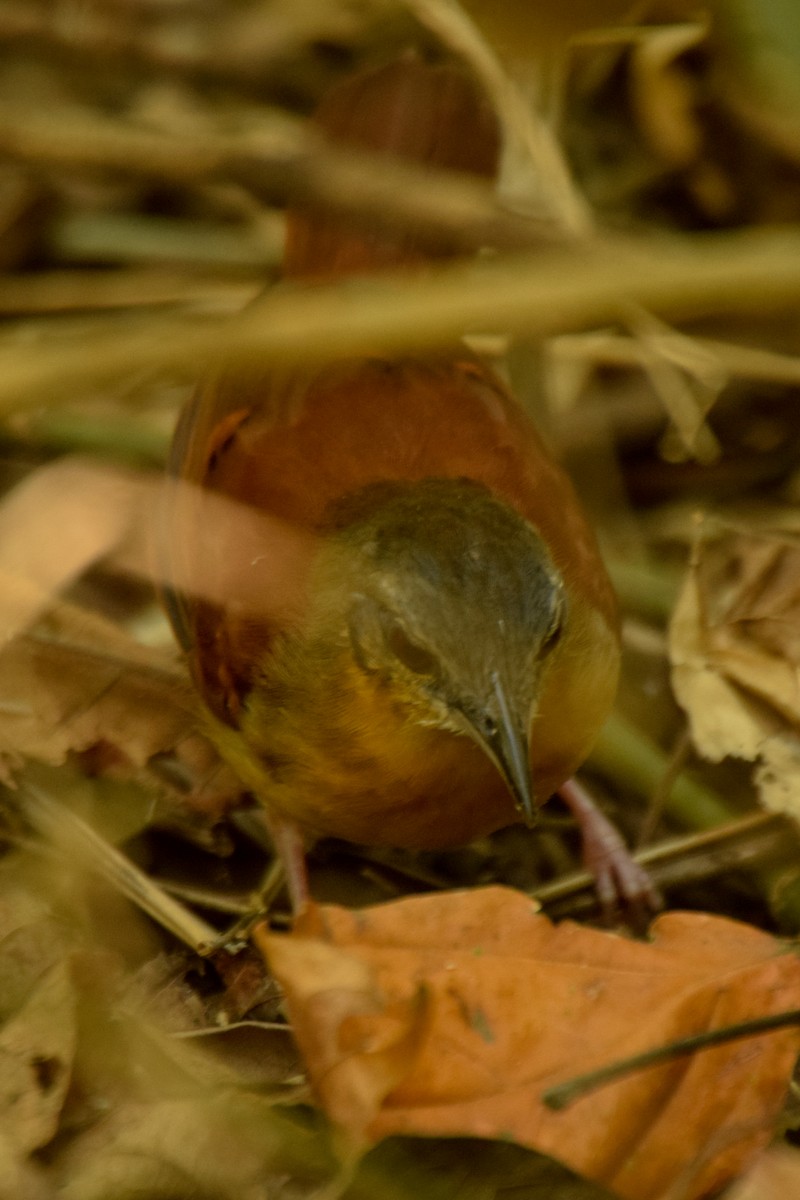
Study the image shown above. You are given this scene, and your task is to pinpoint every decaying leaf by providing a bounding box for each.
[669,518,800,820]
[259,885,800,1200]
[0,618,193,776]
[0,849,313,1196]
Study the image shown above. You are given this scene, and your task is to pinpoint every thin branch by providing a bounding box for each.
[543,1008,800,1110]
[0,101,559,258]
[21,781,219,953]
[535,811,797,915]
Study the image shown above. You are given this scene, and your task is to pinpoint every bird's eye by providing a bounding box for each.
[540,595,565,656]
[386,622,439,676]
[541,617,562,655]
[537,609,563,657]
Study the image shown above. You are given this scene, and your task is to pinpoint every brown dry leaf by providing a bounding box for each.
[0,617,195,776]
[259,885,800,1200]
[0,1134,49,1200]
[669,519,800,819]
[0,609,196,777]
[0,848,323,1198]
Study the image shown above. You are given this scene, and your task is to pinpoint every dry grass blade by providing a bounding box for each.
[21,781,219,952]
[0,100,556,258]
[2,229,800,414]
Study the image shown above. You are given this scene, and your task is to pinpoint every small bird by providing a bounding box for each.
[165,56,654,914]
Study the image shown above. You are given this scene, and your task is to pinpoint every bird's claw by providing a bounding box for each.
[559,778,662,928]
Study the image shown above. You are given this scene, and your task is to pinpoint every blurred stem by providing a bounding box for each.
[50,212,282,271]
[6,408,172,465]
[590,711,731,830]
[605,558,682,624]
[0,268,259,317]
[5,226,800,414]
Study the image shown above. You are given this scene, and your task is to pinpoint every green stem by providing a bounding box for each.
[605,559,682,624]
[590,711,733,830]
[590,711,800,929]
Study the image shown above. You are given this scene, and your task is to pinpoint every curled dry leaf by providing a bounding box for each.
[669,518,800,820]
[258,886,800,1200]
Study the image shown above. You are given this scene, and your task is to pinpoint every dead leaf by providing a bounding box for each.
[0,1132,50,1200]
[0,860,71,1026]
[0,959,78,1154]
[670,519,800,820]
[258,886,800,1200]
[0,455,217,802]
[0,623,194,774]
[0,846,331,1195]
[0,605,242,848]
[0,449,275,847]
[57,1097,290,1200]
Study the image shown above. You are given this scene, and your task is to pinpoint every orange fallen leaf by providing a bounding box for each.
[257,886,800,1200]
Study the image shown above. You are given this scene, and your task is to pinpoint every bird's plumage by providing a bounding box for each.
[164,54,622,887]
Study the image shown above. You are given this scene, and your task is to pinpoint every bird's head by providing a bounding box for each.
[312,478,565,824]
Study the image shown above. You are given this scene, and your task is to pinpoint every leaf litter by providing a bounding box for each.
[2,1,800,1198]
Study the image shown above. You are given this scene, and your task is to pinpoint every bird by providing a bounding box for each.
[164,55,655,915]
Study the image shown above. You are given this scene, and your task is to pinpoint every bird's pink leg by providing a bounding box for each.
[265,809,310,915]
[558,778,661,917]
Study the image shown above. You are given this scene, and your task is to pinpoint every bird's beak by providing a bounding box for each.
[466,672,536,827]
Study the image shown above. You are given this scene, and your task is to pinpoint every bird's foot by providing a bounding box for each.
[558,778,662,925]
[264,808,311,917]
